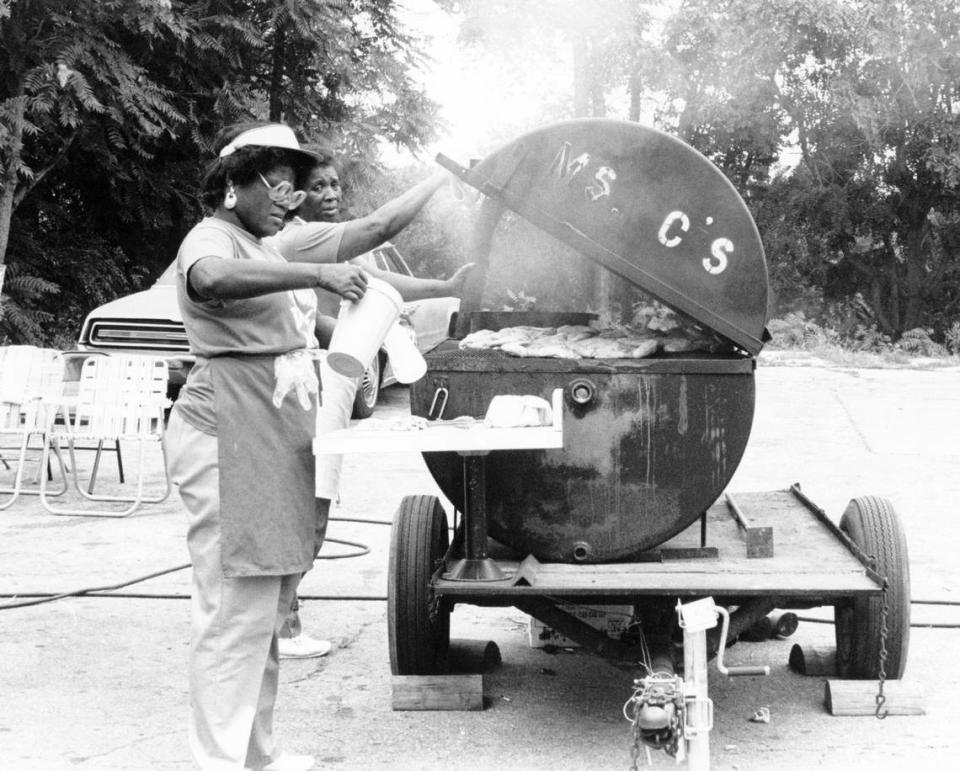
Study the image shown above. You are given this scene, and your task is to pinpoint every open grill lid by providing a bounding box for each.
[438,119,769,355]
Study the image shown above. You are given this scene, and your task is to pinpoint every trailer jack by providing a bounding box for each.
[624,598,770,770]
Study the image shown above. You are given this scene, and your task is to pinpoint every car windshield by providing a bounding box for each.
[155,260,178,286]
[372,244,413,277]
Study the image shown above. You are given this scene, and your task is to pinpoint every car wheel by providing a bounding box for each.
[351,353,381,419]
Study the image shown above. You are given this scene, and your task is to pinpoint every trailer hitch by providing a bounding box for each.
[625,598,770,770]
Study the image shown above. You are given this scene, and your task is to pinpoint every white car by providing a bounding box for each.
[76,244,459,417]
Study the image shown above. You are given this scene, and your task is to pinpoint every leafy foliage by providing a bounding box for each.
[767,311,839,350]
[945,321,960,355]
[648,0,960,339]
[896,328,947,357]
[0,0,440,344]
[0,262,58,344]
[2,0,960,353]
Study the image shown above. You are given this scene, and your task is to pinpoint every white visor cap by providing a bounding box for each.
[218,124,318,161]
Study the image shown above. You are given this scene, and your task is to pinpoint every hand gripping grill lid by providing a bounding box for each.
[437,118,770,354]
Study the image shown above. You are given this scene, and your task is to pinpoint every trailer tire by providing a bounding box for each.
[388,495,451,675]
[834,496,910,679]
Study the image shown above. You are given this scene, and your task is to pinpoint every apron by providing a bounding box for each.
[210,354,318,577]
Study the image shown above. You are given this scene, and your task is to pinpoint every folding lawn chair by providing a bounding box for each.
[60,351,125,493]
[0,345,70,509]
[39,354,171,517]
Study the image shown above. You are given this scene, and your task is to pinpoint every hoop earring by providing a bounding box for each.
[224,185,237,210]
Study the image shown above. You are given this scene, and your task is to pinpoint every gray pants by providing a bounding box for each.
[166,412,300,770]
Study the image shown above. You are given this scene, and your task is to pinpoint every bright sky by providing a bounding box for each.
[394,1,801,174]
[393,1,680,169]
[394,0,573,165]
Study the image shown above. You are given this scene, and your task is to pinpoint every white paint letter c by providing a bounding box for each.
[658,211,689,247]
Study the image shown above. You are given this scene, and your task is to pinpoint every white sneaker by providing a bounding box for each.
[278,634,332,659]
[261,753,315,771]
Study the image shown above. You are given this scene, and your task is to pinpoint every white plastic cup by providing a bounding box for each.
[382,322,427,384]
[327,277,402,378]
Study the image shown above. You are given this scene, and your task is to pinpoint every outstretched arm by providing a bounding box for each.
[362,262,475,302]
[336,171,448,261]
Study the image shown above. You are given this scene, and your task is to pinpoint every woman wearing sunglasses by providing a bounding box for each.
[165,122,373,771]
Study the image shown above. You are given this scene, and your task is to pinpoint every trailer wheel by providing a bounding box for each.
[834,496,910,679]
[388,495,451,675]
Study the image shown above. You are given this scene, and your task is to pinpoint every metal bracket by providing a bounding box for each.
[725,493,774,558]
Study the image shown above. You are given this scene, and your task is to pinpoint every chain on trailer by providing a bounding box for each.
[875,577,890,719]
[860,546,891,721]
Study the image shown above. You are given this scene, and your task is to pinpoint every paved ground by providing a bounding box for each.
[2,361,960,770]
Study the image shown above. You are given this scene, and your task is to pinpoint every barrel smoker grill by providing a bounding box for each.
[379,120,910,760]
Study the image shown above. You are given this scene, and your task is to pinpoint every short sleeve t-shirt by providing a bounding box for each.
[174,217,320,433]
[266,216,344,264]
[267,217,347,319]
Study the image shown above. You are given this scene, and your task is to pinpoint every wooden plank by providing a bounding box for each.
[825,679,926,716]
[514,489,873,595]
[435,570,876,597]
[391,674,484,711]
[314,422,562,455]
[313,423,563,455]
[433,507,879,595]
[429,488,878,598]
[313,388,564,455]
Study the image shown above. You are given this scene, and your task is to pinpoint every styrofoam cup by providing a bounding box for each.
[382,322,427,384]
[327,277,402,378]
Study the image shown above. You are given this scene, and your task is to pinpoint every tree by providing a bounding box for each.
[650,0,960,338]
[0,0,188,267]
[0,0,441,344]
[0,0,194,340]
[817,0,960,335]
[242,0,442,165]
